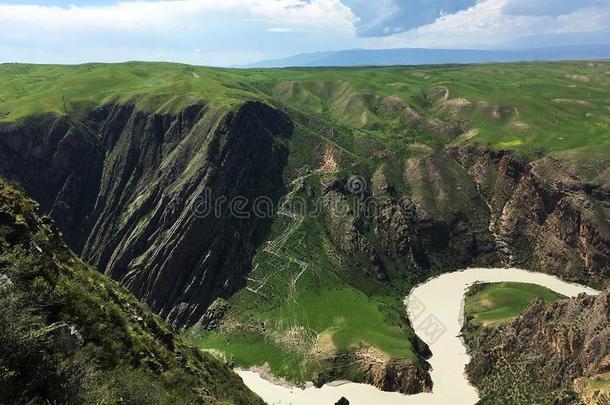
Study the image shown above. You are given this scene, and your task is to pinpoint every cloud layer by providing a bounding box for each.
[0,0,609,65]
[503,0,609,17]
[345,0,476,37]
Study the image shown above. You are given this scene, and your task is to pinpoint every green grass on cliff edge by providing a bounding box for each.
[1,61,609,157]
[464,282,565,327]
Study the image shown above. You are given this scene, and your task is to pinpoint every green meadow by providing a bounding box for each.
[1,61,609,158]
[464,282,565,326]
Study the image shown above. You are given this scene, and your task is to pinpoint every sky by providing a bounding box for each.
[0,0,609,65]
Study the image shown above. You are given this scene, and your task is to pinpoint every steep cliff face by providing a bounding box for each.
[355,348,433,394]
[320,149,503,282]
[318,144,607,311]
[450,145,610,282]
[0,101,293,328]
[465,289,610,404]
[0,114,104,250]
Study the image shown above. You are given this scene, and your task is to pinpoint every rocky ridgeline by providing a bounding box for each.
[465,288,610,404]
[450,144,609,281]
[0,101,293,328]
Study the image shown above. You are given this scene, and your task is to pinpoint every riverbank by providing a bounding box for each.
[237,267,599,405]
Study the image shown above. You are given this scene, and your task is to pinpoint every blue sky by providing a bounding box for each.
[0,0,609,65]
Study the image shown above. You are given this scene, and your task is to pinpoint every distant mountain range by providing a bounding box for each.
[246,44,610,68]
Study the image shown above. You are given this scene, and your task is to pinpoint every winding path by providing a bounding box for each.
[238,267,599,405]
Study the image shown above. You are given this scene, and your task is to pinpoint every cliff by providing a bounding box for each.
[465,288,610,404]
[450,144,609,282]
[0,177,263,404]
[0,101,293,328]
[320,144,609,286]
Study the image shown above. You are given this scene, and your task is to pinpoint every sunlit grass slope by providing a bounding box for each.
[464,282,565,326]
[1,60,609,156]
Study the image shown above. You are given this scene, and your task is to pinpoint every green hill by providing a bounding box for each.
[1,61,609,156]
[0,178,263,405]
[464,282,565,327]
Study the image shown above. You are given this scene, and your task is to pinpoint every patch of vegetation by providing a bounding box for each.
[2,61,609,158]
[0,178,262,405]
[464,282,565,327]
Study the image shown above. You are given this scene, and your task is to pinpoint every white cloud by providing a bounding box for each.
[0,0,609,65]
[0,0,358,65]
[364,0,610,48]
[346,0,478,37]
[267,27,293,33]
[0,0,357,35]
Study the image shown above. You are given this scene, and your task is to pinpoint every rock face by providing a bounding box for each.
[352,346,432,395]
[320,149,501,281]
[450,144,610,281]
[319,145,608,284]
[0,101,293,328]
[312,346,432,396]
[465,289,610,404]
[359,355,433,394]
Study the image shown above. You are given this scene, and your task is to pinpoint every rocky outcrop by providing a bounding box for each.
[322,178,388,280]
[0,101,293,328]
[356,347,432,394]
[574,374,610,405]
[44,322,84,355]
[465,289,610,404]
[311,345,432,396]
[449,145,610,282]
[320,150,501,282]
[320,145,608,284]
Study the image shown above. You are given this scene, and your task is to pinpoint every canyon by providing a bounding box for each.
[0,61,608,402]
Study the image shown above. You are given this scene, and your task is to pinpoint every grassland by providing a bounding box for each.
[188,180,420,382]
[464,282,565,326]
[1,61,609,158]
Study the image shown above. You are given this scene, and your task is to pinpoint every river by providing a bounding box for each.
[237,267,599,405]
